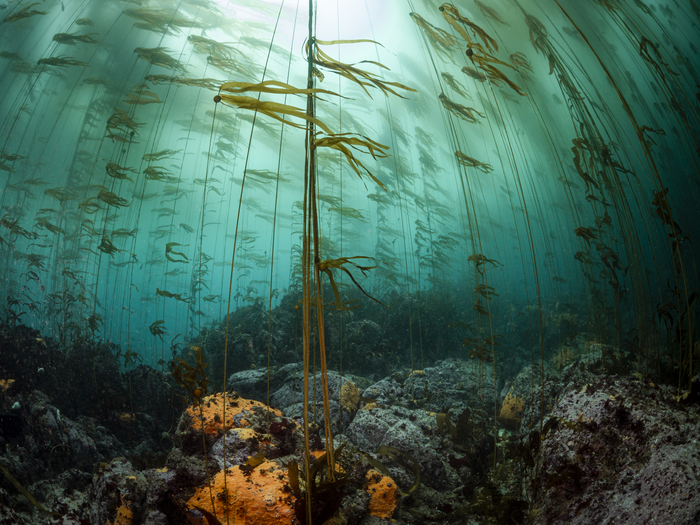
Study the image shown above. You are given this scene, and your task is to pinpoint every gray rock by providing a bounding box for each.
[533,377,700,524]
[345,406,460,491]
[393,357,495,413]
[500,364,564,430]
[227,368,272,402]
[285,398,353,435]
[261,369,371,434]
[88,458,148,525]
[210,428,258,470]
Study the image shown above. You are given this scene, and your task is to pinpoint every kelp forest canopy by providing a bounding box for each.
[0,0,698,396]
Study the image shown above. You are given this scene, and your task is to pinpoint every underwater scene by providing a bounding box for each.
[0,0,699,523]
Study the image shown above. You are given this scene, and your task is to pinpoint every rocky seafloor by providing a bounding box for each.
[1,321,698,524]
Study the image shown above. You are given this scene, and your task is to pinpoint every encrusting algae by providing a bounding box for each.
[500,393,525,428]
[187,460,296,525]
[184,392,283,435]
[180,392,404,524]
[107,498,133,525]
[364,469,400,519]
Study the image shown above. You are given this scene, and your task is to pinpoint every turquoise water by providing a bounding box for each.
[0,0,697,381]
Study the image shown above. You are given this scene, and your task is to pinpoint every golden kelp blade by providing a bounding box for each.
[34,218,64,235]
[463,42,527,97]
[98,190,130,207]
[313,133,390,191]
[440,3,499,53]
[124,89,162,105]
[107,109,142,135]
[474,0,509,26]
[509,52,533,73]
[106,163,136,182]
[441,72,471,99]
[149,320,167,341]
[467,254,502,273]
[474,284,499,298]
[37,56,89,68]
[165,242,189,263]
[52,33,99,45]
[410,12,458,58]
[473,300,491,316]
[156,288,190,303]
[245,169,292,184]
[98,236,121,257]
[315,38,384,47]
[125,8,201,36]
[143,149,182,162]
[218,94,333,134]
[144,166,175,182]
[439,93,484,123]
[146,75,223,91]
[219,79,344,100]
[455,150,493,173]
[310,41,417,99]
[328,206,367,222]
[318,256,389,309]
[3,4,47,24]
[45,187,78,202]
[187,35,240,59]
[134,47,187,72]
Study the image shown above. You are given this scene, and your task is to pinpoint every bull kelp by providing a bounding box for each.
[0,0,698,523]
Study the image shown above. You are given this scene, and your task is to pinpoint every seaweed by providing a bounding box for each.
[149,320,167,341]
[3,4,47,24]
[170,345,209,401]
[375,445,421,495]
[0,463,62,518]
[317,256,389,310]
[290,444,351,524]
[52,32,99,45]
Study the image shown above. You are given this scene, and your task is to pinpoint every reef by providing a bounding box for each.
[1,321,698,524]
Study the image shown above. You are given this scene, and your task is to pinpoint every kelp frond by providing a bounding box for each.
[125,8,201,36]
[218,93,332,134]
[134,47,188,73]
[466,43,527,96]
[474,0,509,26]
[308,39,417,99]
[312,133,390,190]
[187,35,240,59]
[441,72,471,99]
[220,79,343,100]
[146,74,223,91]
[439,3,499,53]
[410,12,458,58]
[455,150,493,173]
[37,56,89,68]
[317,256,389,310]
[52,32,99,45]
[439,93,485,123]
[3,4,47,24]
[143,149,182,162]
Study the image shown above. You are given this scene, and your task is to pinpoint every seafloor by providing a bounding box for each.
[0,319,698,525]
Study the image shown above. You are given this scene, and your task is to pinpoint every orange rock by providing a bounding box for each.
[364,469,399,519]
[185,392,283,435]
[500,392,525,427]
[186,460,296,525]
